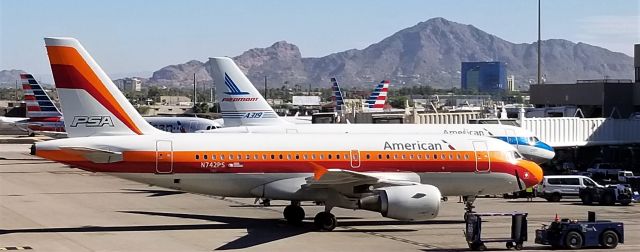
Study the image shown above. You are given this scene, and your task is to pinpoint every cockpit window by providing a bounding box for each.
[514,151,523,159]
[507,151,523,162]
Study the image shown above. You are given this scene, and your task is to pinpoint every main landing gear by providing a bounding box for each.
[313,207,337,231]
[283,201,337,231]
[283,201,305,226]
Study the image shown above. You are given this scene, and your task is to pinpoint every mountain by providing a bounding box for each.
[147,17,634,89]
[0,69,26,87]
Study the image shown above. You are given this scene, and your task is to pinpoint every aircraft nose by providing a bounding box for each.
[518,160,544,188]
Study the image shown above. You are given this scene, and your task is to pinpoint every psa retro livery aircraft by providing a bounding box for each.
[35,37,542,231]
[204,57,555,164]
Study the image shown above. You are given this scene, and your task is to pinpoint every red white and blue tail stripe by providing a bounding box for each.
[365,80,389,111]
[21,74,62,118]
[330,78,345,113]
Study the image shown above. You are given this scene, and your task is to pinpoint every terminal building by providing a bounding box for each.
[461,61,507,92]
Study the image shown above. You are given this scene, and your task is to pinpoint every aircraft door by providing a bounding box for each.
[350,149,361,168]
[156,140,173,174]
[473,141,490,172]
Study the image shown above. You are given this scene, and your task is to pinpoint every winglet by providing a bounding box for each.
[310,162,328,180]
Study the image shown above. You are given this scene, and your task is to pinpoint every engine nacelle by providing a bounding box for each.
[358,184,441,221]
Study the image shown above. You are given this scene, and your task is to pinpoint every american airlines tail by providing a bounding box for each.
[330,78,345,114]
[21,74,63,119]
[209,57,289,127]
[365,80,390,112]
[44,37,162,137]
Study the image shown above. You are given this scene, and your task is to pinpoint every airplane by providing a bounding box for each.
[34,37,543,231]
[364,80,389,112]
[0,73,66,136]
[330,77,345,114]
[330,78,389,113]
[203,57,556,164]
[0,73,220,135]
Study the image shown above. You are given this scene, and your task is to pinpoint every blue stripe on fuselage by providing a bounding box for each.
[494,136,554,152]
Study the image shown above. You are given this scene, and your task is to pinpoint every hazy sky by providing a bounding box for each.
[1,0,638,80]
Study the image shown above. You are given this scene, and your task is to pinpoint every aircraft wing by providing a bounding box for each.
[59,146,123,164]
[305,167,417,196]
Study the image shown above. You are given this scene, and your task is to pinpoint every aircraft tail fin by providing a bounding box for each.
[21,73,63,119]
[208,57,289,127]
[44,37,163,137]
[330,78,345,114]
[365,80,389,112]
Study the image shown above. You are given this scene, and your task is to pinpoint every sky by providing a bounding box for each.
[1,0,638,81]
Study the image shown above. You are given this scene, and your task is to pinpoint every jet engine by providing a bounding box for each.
[358,184,441,221]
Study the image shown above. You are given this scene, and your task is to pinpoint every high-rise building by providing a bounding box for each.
[122,77,142,92]
[507,75,517,92]
[461,62,507,92]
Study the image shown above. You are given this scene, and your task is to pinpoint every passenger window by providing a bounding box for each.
[565,178,580,185]
[312,154,316,159]
[386,154,390,159]
[220,154,225,160]
[246,154,251,160]
[336,154,340,160]
[547,178,561,185]
[254,154,258,160]
[410,154,414,160]
[328,154,332,160]
[394,154,398,160]
[262,154,267,160]
[237,154,242,160]
[195,154,200,160]
[449,154,453,160]
[287,154,291,160]
[366,154,371,159]
[457,154,461,160]
[303,154,308,160]
[378,154,382,159]
[279,154,283,160]
[433,154,438,159]
[441,154,446,160]
[295,154,299,160]
[212,155,216,160]
[464,154,469,160]
[270,154,275,160]
[417,154,422,160]
[320,154,324,159]
[204,154,208,160]
[401,154,406,160]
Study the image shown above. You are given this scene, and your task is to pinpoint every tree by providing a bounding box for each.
[193,102,209,113]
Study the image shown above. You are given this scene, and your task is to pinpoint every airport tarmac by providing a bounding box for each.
[1,143,640,251]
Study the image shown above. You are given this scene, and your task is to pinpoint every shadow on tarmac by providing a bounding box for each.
[0,210,465,250]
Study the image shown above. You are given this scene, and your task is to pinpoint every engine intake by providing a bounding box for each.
[358,184,441,221]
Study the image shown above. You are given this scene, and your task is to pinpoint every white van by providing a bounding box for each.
[537,175,602,202]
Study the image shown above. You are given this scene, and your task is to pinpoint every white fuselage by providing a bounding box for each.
[200,123,555,164]
[36,133,542,199]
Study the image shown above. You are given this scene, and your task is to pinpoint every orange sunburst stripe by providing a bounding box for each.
[46,46,142,135]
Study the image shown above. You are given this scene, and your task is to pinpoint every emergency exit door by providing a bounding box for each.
[473,141,490,172]
[156,140,173,174]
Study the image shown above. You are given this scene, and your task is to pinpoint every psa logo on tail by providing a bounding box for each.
[71,116,115,127]
[223,73,249,95]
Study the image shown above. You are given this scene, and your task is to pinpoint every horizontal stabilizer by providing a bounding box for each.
[59,146,123,163]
